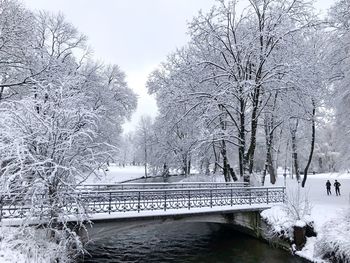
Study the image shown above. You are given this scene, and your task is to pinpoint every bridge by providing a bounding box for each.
[0,182,285,226]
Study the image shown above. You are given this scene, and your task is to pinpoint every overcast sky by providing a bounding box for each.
[23,0,334,133]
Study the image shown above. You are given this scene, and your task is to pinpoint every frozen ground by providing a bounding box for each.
[183,170,350,222]
[262,171,350,262]
[84,164,146,184]
[177,169,350,230]
[267,171,350,229]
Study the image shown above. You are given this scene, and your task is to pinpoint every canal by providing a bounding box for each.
[79,222,307,263]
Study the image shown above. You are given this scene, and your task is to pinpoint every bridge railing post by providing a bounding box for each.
[188,190,191,210]
[108,192,112,214]
[266,188,269,204]
[164,191,167,211]
[230,188,233,206]
[249,189,252,205]
[210,189,213,208]
[137,191,141,212]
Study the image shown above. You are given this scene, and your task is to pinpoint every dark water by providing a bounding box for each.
[79,222,307,263]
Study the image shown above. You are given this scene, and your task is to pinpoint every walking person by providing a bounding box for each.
[326,180,332,195]
[334,180,341,196]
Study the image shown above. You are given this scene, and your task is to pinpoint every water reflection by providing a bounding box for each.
[80,222,307,263]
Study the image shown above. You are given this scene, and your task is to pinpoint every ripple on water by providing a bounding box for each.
[79,222,308,263]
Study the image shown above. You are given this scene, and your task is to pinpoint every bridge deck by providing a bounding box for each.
[0,183,285,225]
[85,203,275,222]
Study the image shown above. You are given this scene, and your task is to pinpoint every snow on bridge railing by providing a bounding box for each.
[78,181,248,191]
[0,186,285,220]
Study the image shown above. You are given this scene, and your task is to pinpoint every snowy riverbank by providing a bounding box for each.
[180,170,350,262]
[261,172,350,262]
[0,227,82,263]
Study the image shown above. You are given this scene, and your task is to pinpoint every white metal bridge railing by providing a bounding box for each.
[0,184,285,220]
[77,182,249,191]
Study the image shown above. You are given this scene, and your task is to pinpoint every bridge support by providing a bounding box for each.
[223,211,263,238]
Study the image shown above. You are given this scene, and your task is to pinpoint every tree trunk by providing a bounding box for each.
[302,100,316,187]
[218,104,230,182]
[187,158,191,175]
[182,155,187,175]
[144,163,147,178]
[263,133,276,186]
[267,149,276,184]
[262,160,268,186]
[221,140,231,182]
[318,157,323,173]
[245,80,262,179]
[238,98,245,179]
[228,164,238,181]
[263,91,280,186]
[275,128,284,173]
[162,163,169,177]
[48,183,60,237]
[144,142,148,178]
[213,143,219,174]
[291,120,300,181]
[204,157,210,175]
[264,114,276,184]
[0,87,4,101]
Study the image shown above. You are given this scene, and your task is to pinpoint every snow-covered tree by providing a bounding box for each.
[0,3,137,260]
[327,0,350,169]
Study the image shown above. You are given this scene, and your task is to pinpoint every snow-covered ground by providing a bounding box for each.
[262,171,350,262]
[267,172,350,231]
[181,170,350,262]
[84,164,146,184]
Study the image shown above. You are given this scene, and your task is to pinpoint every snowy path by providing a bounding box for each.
[263,172,350,262]
[270,173,350,230]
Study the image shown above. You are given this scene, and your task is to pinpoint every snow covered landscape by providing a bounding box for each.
[1,0,350,262]
[84,165,146,184]
[262,172,350,262]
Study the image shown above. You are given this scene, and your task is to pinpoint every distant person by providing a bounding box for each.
[326,180,332,195]
[334,180,341,196]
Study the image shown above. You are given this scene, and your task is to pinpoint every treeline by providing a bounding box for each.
[126,0,349,187]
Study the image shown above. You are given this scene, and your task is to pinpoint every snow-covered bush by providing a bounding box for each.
[282,185,312,223]
[261,205,298,241]
[314,209,350,263]
[261,186,312,241]
[0,226,83,262]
